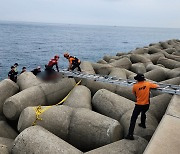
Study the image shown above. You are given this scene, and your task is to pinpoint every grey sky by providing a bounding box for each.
[0,0,180,28]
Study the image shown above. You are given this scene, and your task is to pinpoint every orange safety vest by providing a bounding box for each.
[132,81,159,105]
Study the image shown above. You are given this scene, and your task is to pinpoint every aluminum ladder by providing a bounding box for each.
[60,70,180,95]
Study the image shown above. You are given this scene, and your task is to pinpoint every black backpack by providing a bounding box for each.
[71,56,79,64]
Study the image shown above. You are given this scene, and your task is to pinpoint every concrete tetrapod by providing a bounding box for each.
[131,48,149,54]
[91,63,113,75]
[17,72,42,91]
[80,61,96,74]
[146,63,167,72]
[130,54,153,67]
[0,137,13,153]
[148,94,172,122]
[92,89,134,121]
[130,63,146,74]
[103,55,121,62]
[63,85,92,109]
[85,136,148,154]
[149,53,165,64]
[146,64,180,79]
[115,85,136,102]
[3,78,76,120]
[160,41,170,49]
[157,57,180,69]
[109,57,132,70]
[166,95,180,118]
[68,107,122,152]
[0,121,18,139]
[97,59,108,64]
[160,77,180,85]
[81,78,116,95]
[144,115,180,154]
[18,105,122,152]
[164,51,180,61]
[144,68,167,82]
[147,47,163,54]
[0,144,9,154]
[120,109,158,141]
[108,68,127,79]
[0,79,19,115]
[81,78,136,101]
[12,125,83,154]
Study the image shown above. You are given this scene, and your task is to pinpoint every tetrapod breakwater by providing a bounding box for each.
[0,39,180,154]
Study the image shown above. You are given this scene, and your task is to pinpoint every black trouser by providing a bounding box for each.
[71,62,81,72]
[128,104,149,135]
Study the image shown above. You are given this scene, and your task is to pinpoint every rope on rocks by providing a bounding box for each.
[32,79,82,126]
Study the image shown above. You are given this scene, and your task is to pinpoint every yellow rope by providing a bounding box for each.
[32,79,81,126]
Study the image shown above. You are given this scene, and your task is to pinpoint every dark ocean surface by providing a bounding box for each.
[0,21,180,80]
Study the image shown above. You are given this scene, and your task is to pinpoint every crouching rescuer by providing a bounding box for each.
[44,55,60,80]
[125,73,159,140]
[64,52,81,72]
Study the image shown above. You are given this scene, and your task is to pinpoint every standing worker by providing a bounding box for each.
[14,63,19,75]
[125,73,159,140]
[8,66,17,82]
[64,52,81,72]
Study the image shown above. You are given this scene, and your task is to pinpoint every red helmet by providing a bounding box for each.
[64,52,69,58]
[54,55,59,59]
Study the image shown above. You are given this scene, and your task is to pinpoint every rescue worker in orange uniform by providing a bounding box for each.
[64,53,81,72]
[125,73,159,140]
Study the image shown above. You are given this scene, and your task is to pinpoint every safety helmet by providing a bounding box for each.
[54,55,59,59]
[64,52,69,58]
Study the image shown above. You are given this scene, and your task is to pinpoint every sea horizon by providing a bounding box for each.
[1,20,180,30]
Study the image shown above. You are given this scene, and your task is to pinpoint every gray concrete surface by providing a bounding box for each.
[85,136,148,154]
[18,105,122,152]
[0,121,18,139]
[109,57,132,70]
[157,57,180,69]
[0,137,13,153]
[3,78,76,120]
[12,125,83,154]
[130,54,153,67]
[144,114,180,154]
[130,63,146,74]
[0,79,19,115]
[92,89,134,121]
[63,85,92,109]
[148,94,172,122]
[80,61,96,74]
[0,144,9,154]
[17,72,42,91]
[120,109,158,141]
[144,68,167,82]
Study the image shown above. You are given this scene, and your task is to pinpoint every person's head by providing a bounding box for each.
[37,66,41,70]
[11,66,15,70]
[22,67,26,71]
[64,52,69,59]
[54,55,59,60]
[134,73,145,82]
[14,63,18,67]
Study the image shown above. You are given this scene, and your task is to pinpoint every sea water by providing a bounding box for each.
[0,21,180,80]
